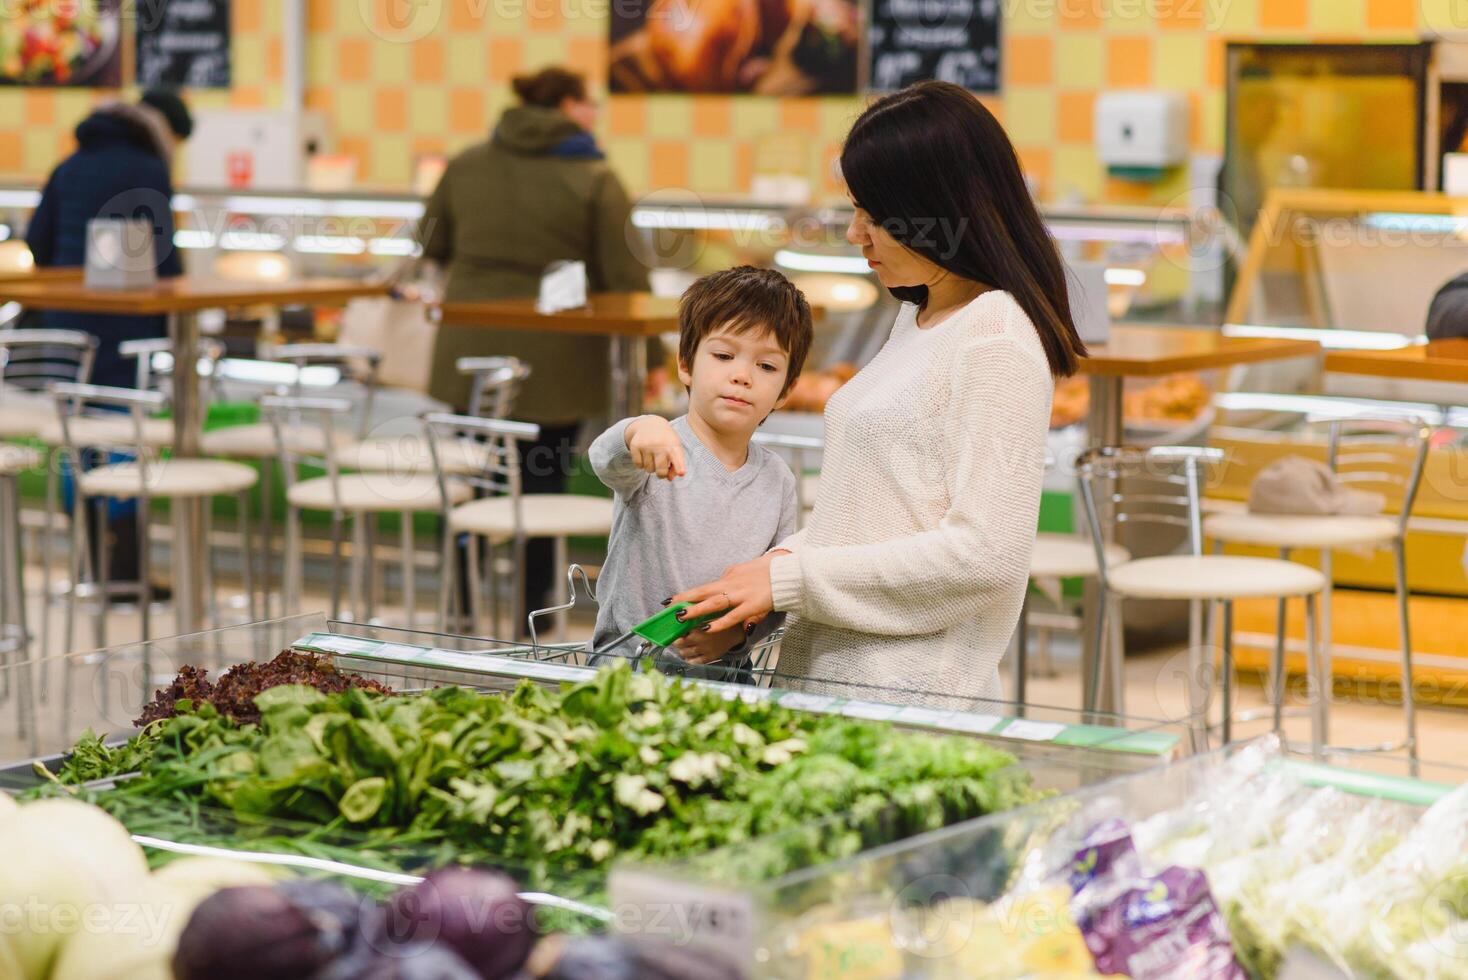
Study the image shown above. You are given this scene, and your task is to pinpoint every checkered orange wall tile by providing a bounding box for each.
[0,0,1437,203]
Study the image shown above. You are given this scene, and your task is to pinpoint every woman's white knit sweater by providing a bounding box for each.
[768,290,1053,707]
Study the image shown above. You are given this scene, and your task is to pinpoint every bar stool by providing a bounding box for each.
[1078,446,1328,750]
[1203,417,1430,773]
[264,395,470,625]
[1011,532,1130,708]
[0,330,97,668]
[0,443,40,747]
[203,343,382,618]
[425,412,615,641]
[51,381,258,716]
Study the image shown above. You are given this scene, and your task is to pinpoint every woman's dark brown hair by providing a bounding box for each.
[511,67,587,108]
[840,81,1086,377]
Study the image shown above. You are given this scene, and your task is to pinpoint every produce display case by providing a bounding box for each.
[0,616,1191,932]
[612,736,1468,978]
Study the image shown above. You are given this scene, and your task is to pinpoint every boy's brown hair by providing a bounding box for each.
[677,265,814,397]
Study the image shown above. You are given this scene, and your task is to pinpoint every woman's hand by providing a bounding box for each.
[625,416,686,480]
[671,623,747,665]
[673,550,788,634]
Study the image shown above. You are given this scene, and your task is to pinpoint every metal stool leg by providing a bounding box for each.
[437,523,455,632]
[1221,600,1234,745]
[0,477,14,707]
[400,512,415,630]
[329,509,345,621]
[238,491,256,622]
[38,451,57,688]
[1394,538,1417,776]
[93,497,108,651]
[259,458,273,621]
[138,495,152,642]
[489,537,502,639]
[1272,547,1290,735]
[349,514,366,622]
[285,506,303,616]
[1013,588,1029,716]
[1107,594,1125,714]
[1086,585,1108,717]
[553,536,569,642]
[363,513,377,625]
[202,501,218,627]
[466,534,485,635]
[1305,591,1324,760]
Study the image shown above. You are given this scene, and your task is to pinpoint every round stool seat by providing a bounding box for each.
[1030,532,1129,579]
[0,445,41,476]
[78,459,258,500]
[202,422,352,459]
[1107,555,1326,601]
[1205,511,1398,550]
[287,472,471,513]
[348,437,492,477]
[0,396,56,439]
[448,494,614,540]
[40,415,176,449]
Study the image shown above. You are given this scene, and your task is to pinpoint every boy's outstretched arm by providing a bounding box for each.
[589,417,653,498]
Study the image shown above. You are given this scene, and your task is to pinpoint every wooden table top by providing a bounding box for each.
[1324,340,1468,384]
[1080,325,1322,377]
[436,293,680,337]
[0,266,84,284]
[0,276,388,314]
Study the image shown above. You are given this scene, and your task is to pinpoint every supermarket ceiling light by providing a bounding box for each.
[1360,212,1468,235]
[173,229,217,250]
[632,207,784,231]
[368,237,421,257]
[210,196,425,220]
[1103,268,1147,287]
[220,231,287,251]
[773,250,872,274]
[0,189,40,208]
[1223,323,1419,351]
[293,235,368,255]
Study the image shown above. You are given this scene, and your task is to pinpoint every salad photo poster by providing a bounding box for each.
[609,0,860,94]
[1,0,123,86]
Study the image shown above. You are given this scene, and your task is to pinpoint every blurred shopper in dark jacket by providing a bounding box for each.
[26,88,191,388]
[419,66,648,620]
[26,88,192,590]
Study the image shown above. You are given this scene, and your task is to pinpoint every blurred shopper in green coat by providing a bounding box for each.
[418,66,649,619]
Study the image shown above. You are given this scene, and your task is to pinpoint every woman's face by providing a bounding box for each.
[845,200,944,290]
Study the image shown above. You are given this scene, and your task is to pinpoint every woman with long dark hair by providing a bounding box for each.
[674,81,1085,703]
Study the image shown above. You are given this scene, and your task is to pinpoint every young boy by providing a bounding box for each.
[588,266,813,678]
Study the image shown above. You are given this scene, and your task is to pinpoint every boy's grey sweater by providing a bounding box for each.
[587,415,797,665]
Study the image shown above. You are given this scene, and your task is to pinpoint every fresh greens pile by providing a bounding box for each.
[48,662,1041,900]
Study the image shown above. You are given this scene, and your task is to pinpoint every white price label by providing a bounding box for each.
[775,692,838,713]
[1002,720,1066,742]
[893,705,956,727]
[945,712,1002,734]
[840,700,902,721]
[608,869,757,972]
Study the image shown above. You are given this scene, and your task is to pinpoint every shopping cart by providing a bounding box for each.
[508,564,786,686]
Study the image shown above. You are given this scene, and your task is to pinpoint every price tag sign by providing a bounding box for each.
[945,712,1002,734]
[1002,720,1067,742]
[609,869,759,972]
[776,692,839,713]
[893,705,955,727]
[841,701,903,721]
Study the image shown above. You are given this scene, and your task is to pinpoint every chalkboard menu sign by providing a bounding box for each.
[136,0,231,88]
[868,0,1000,92]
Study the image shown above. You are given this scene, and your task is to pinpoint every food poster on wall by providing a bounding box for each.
[868,0,1000,92]
[0,0,123,87]
[136,0,231,88]
[609,0,859,94]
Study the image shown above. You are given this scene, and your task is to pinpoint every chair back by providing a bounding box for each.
[421,412,540,511]
[457,356,530,420]
[270,343,383,440]
[0,329,97,397]
[51,382,169,495]
[1076,445,1226,589]
[258,394,354,501]
[751,430,825,527]
[1323,416,1431,537]
[118,337,226,402]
